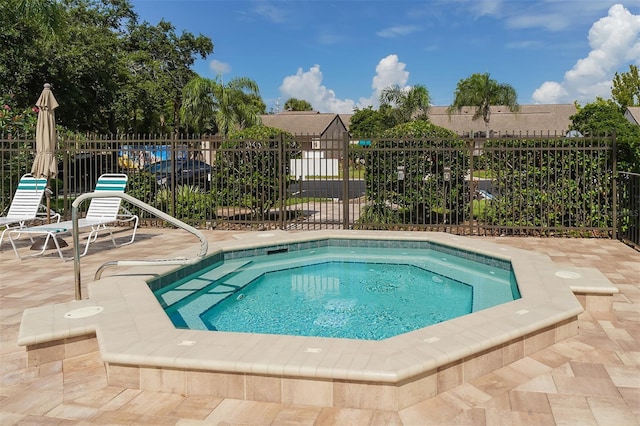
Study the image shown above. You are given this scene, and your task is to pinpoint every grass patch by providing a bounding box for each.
[472,169,495,179]
[286,197,333,206]
[472,199,487,218]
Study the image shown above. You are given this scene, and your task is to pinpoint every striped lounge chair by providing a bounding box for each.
[9,173,138,260]
[0,173,60,247]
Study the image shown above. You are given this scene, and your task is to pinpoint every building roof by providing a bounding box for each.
[624,107,640,125]
[260,104,578,136]
[428,104,577,135]
[260,111,346,135]
[338,113,353,130]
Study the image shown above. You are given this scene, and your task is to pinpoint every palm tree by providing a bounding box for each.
[379,84,431,124]
[447,73,518,135]
[2,0,65,38]
[284,98,313,111]
[181,76,262,135]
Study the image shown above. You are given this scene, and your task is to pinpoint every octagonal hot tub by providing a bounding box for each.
[19,231,598,411]
[152,238,521,341]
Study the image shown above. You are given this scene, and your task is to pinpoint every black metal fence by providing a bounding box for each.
[1,132,631,242]
[619,172,640,249]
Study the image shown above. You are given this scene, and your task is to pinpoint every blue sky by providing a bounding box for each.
[130,0,640,113]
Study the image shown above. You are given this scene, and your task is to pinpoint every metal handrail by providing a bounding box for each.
[72,192,208,300]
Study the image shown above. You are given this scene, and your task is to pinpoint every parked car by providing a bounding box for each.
[143,159,212,190]
[475,189,495,200]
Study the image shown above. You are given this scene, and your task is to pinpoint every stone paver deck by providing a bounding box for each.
[1,229,638,425]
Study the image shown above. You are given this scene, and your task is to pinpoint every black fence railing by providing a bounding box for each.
[618,172,640,249]
[1,132,626,240]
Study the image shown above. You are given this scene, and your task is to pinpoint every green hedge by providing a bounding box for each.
[481,137,614,233]
[360,121,469,226]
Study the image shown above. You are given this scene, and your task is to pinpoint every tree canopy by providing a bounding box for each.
[0,0,65,39]
[570,98,640,173]
[0,0,215,134]
[349,85,431,139]
[611,64,640,111]
[349,105,396,139]
[283,98,312,111]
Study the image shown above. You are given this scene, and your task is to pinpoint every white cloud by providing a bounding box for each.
[316,29,342,46]
[532,4,640,104]
[279,54,411,113]
[252,0,288,23]
[474,0,621,32]
[209,60,231,76]
[477,0,503,17]
[504,40,543,49]
[507,13,570,31]
[370,54,410,95]
[376,25,421,38]
[279,65,355,113]
[531,81,568,104]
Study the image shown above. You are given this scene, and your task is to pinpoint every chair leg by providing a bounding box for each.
[51,235,65,260]
[114,216,139,247]
[9,232,63,260]
[81,229,99,257]
[0,222,33,247]
[0,226,8,247]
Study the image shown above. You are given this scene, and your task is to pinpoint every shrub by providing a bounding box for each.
[481,137,614,234]
[122,171,156,219]
[360,121,469,226]
[213,126,299,219]
[154,185,216,222]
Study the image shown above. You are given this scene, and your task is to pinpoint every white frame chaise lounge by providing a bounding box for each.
[9,173,138,260]
[0,173,60,247]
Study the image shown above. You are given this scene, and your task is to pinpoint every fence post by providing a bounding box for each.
[170,133,177,218]
[612,131,617,240]
[279,132,286,230]
[342,132,350,229]
[468,138,475,236]
[62,138,69,217]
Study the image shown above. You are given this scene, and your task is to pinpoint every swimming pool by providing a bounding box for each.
[153,240,520,340]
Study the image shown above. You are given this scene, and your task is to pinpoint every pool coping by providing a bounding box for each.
[18,230,619,408]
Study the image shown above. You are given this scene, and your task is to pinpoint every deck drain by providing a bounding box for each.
[555,271,581,279]
[257,233,274,238]
[64,306,103,319]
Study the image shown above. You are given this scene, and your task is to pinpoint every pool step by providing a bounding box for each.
[176,289,243,330]
[158,259,251,308]
[198,259,252,281]
[420,256,514,310]
[222,252,380,287]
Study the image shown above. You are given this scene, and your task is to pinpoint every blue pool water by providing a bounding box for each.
[152,239,520,340]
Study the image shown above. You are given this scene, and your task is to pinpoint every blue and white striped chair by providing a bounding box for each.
[0,173,60,247]
[9,173,138,260]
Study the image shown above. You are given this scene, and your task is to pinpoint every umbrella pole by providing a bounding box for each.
[46,180,52,224]
[30,179,68,250]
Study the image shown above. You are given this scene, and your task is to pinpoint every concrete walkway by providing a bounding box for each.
[1,229,638,425]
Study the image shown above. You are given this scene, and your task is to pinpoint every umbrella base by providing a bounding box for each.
[30,236,68,251]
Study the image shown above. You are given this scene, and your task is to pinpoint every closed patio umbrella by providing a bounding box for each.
[30,83,66,249]
[31,83,59,186]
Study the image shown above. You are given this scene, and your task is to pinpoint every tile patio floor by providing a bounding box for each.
[0,229,638,425]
